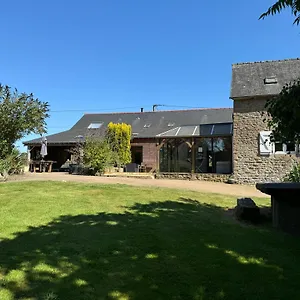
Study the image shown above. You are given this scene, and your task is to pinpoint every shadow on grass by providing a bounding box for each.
[0,198,300,299]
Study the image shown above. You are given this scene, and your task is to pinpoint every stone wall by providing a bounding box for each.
[233,98,300,184]
[156,173,231,183]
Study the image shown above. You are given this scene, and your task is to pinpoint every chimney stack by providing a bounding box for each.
[141,108,144,113]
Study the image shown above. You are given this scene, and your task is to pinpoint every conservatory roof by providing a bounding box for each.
[157,122,233,138]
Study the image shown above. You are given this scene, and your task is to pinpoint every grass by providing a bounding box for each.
[0,181,299,300]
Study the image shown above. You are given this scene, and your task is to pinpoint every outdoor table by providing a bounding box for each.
[256,183,300,235]
[30,160,56,173]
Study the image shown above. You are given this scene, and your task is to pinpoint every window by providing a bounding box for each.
[144,123,151,128]
[168,122,175,127]
[213,137,232,174]
[88,123,103,129]
[199,123,233,136]
[259,131,298,155]
[286,142,296,153]
[274,141,296,154]
[159,139,192,172]
[274,142,284,153]
[194,138,212,173]
[264,76,278,84]
[159,137,232,174]
[193,137,232,174]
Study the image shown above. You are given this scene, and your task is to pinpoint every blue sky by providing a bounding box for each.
[1,0,299,152]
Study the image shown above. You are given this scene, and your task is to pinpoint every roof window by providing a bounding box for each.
[88,122,103,129]
[168,122,175,127]
[144,123,151,128]
[264,76,278,84]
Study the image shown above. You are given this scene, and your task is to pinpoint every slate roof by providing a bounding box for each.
[230,58,300,99]
[24,108,233,145]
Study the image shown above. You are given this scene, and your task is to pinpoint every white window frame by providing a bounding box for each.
[259,131,299,155]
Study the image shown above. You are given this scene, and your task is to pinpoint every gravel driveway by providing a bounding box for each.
[9,172,267,198]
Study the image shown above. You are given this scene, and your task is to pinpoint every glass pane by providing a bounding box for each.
[200,125,214,136]
[176,139,192,172]
[213,137,232,174]
[159,144,167,172]
[177,126,195,136]
[159,139,176,172]
[200,123,233,137]
[275,142,283,152]
[194,138,212,173]
[159,139,192,172]
[88,123,103,129]
[286,142,295,152]
[213,123,233,135]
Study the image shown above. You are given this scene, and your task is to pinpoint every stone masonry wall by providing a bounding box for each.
[233,98,300,184]
[156,173,231,183]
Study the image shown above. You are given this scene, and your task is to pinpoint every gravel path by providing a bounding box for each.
[8,172,267,198]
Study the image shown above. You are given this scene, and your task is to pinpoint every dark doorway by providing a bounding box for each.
[131,146,143,164]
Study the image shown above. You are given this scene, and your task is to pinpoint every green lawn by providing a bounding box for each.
[0,181,299,300]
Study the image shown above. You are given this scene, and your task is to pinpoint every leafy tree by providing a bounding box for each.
[0,84,49,158]
[106,122,132,166]
[83,138,117,174]
[260,0,300,25]
[259,2,300,143]
[265,79,300,144]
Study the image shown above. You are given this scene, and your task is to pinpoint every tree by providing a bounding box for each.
[0,84,49,158]
[259,1,300,143]
[265,80,300,144]
[260,0,300,25]
[105,122,132,166]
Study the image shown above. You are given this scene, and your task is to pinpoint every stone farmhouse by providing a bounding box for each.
[24,58,300,184]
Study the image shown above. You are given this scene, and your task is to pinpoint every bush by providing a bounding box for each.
[283,164,300,182]
[83,138,117,174]
[0,148,27,180]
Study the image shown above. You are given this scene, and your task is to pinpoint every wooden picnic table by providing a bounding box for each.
[30,160,57,173]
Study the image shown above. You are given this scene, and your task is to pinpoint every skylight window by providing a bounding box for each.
[168,122,175,127]
[144,123,151,128]
[88,122,103,129]
[264,76,278,84]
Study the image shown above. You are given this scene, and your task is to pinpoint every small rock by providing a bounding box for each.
[235,198,260,223]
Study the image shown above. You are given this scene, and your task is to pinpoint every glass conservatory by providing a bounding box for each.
[158,123,233,174]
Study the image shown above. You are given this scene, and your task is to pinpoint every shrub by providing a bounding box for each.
[283,163,300,182]
[0,148,27,180]
[83,138,117,174]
